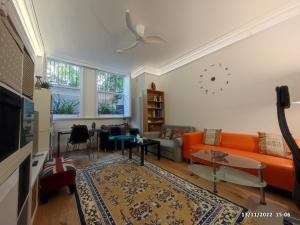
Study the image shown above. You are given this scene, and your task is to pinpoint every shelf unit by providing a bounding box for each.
[0,16,48,225]
[33,89,52,153]
[144,89,165,132]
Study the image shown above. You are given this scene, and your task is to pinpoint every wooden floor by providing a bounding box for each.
[33,149,300,225]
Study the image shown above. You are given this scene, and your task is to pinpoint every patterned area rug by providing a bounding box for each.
[75,157,254,225]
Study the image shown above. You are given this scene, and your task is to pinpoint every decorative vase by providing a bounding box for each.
[35,76,42,89]
[151,82,156,90]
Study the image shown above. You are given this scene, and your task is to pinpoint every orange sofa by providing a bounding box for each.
[183,131,300,192]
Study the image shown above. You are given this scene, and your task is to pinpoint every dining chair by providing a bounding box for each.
[129,128,140,136]
[66,125,92,159]
[89,122,97,148]
[99,130,110,152]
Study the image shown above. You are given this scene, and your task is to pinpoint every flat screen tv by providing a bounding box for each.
[0,86,22,162]
[20,97,34,148]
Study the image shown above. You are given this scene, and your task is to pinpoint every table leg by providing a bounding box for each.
[157,143,160,160]
[129,146,132,160]
[259,167,266,205]
[212,159,217,194]
[115,140,117,151]
[121,140,125,155]
[57,132,61,157]
[145,145,148,155]
[140,146,144,166]
[97,132,99,153]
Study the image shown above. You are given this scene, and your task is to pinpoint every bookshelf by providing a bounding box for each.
[144,89,165,132]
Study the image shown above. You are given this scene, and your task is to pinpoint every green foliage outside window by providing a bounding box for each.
[97,71,125,115]
[97,94,124,115]
[97,72,124,93]
[47,59,80,88]
[52,95,79,114]
[98,102,113,114]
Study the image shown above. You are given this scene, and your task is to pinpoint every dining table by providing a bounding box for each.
[56,128,102,157]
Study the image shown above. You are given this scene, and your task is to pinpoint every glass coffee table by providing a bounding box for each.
[189,149,267,204]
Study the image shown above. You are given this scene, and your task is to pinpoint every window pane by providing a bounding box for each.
[97,92,124,115]
[46,59,80,88]
[52,94,80,115]
[96,70,125,115]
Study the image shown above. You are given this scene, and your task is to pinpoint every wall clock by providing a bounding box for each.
[198,63,232,94]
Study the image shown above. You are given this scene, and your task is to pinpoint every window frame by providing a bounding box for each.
[46,58,83,119]
[96,70,127,118]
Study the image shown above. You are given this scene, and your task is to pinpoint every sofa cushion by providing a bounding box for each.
[258,132,291,159]
[202,129,222,146]
[220,133,258,153]
[153,138,176,148]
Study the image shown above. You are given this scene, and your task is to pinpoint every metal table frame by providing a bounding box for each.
[57,129,101,157]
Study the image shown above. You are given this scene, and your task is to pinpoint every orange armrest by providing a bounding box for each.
[183,132,202,150]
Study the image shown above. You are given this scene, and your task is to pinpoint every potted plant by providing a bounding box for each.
[41,81,50,89]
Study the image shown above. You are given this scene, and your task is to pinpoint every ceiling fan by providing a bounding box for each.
[116,9,166,53]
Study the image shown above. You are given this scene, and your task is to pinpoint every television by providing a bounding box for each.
[0,86,22,162]
[32,111,39,156]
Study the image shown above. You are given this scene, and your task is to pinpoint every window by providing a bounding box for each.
[46,58,81,117]
[96,71,129,116]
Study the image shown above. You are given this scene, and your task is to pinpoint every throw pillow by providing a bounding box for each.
[165,128,173,139]
[258,132,292,159]
[160,127,172,139]
[172,128,184,139]
[160,128,166,138]
[202,129,222,146]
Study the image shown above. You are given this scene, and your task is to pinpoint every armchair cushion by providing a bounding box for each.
[160,127,172,139]
[155,139,176,148]
[171,128,185,139]
[147,125,195,162]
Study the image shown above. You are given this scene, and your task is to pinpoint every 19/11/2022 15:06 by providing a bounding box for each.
[241,212,291,218]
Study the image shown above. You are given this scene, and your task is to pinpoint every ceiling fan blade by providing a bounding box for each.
[125,10,141,38]
[143,36,166,44]
[116,41,139,53]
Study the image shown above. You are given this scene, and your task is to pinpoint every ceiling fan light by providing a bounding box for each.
[292,101,300,104]
[136,24,145,36]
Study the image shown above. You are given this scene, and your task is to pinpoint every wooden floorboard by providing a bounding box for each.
[33,149,300,225]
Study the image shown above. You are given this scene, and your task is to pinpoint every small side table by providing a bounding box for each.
[129,139,160,166]
[109,135,135,155]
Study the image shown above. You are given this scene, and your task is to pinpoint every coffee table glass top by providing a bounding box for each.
[191,150,265,169]
[189,149,267,190]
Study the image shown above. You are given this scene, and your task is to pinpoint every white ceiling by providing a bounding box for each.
[32,0,300,74]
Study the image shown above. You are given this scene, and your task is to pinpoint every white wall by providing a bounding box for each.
[137,14,300,137]
[82,68,97,117]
